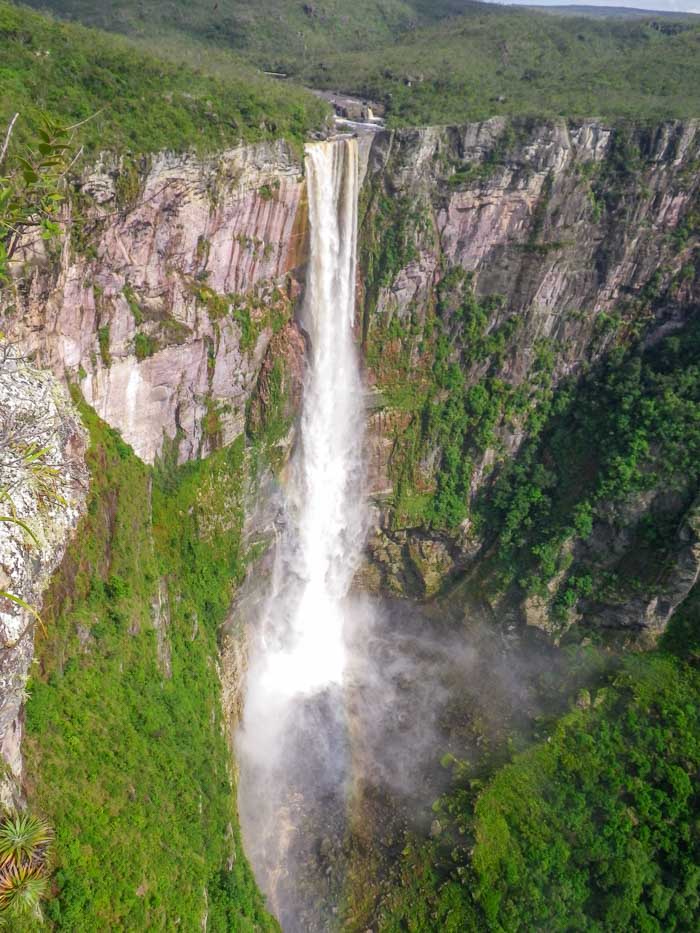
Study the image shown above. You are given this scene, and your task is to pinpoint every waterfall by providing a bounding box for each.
[236,138,365,930]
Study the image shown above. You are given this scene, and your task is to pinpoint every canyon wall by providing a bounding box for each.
[4,140,309,464]
[0,121,698,920]
[0,139,311,796]
[1,119,698,791]
[363,118,698,502]
[359,118,700,635]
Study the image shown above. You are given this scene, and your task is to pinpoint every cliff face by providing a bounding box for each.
[5,140,308,463]
[2,120,698,664]
[359,118,700,634]
[362,118,698,497]
[0,139,309,805]
[0,356,87,804]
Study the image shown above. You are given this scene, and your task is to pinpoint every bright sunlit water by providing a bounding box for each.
[236,137,366,927]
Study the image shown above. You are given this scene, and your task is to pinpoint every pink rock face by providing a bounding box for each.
[5,141,308,464]
[362,119,700,505]
[438,169,548,272]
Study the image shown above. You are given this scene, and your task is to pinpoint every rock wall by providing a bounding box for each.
[362,118,698,500]
[0,353,88,804]
[358,118,700,633]
[4,140,309,463]
[0,138,310,806]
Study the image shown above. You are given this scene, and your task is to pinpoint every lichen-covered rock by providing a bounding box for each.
[0,351,88,803]
[360,527,456,599]
[406,537,454,598]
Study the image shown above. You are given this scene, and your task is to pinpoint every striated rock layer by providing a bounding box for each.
[358,118,700,634]
[362,118,699,501]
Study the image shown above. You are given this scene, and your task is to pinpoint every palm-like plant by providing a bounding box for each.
[0,813,52,867]
[0,862,48,918]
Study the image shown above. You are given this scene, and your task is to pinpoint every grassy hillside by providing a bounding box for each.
[304,8,700,124]
[23,396,279,930]
[14,1,700,126]
[13,0,476,70]
[0,1,327,154]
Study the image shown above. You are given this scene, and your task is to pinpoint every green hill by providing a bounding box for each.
[13,0,700,126]
[0,1,328,155]
[303,7,700,124]
[11,0,478,70]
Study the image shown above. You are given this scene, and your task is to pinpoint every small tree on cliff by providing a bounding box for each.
[0,112,79,283]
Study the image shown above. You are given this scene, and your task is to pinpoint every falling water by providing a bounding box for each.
[236,138,365,930]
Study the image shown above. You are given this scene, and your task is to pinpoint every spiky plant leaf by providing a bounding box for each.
[0,590,43,629]
[0,516,39,546]
[0,814,52,865]
[0,862,48,917]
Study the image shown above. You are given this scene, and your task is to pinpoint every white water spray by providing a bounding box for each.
[236,138,366,926]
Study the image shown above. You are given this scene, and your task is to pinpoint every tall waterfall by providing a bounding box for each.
[236,138,365,930]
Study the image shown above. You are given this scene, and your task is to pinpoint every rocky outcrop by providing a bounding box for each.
[0,350,88,804]
[3,141,308,464]
[580,494,700,641]
[359,527,456,598]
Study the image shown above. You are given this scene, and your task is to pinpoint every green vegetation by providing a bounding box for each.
[13,1,699,129]
[23,394,277,930]
[0,113,74,282]
[16,0,470,70]
[305,8,700,126]
[133,330,157,360]
[0,812,52,925]
[371,598,700,931]
[481,310,700,610]
[366,261,527,531]
[190,280,288,353]
[96,324,110,366]
[0,1,327,156]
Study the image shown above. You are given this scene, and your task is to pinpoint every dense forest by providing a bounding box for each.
[0,1,328,153]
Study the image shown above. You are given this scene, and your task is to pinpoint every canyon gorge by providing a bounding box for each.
[1,112,699,929]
